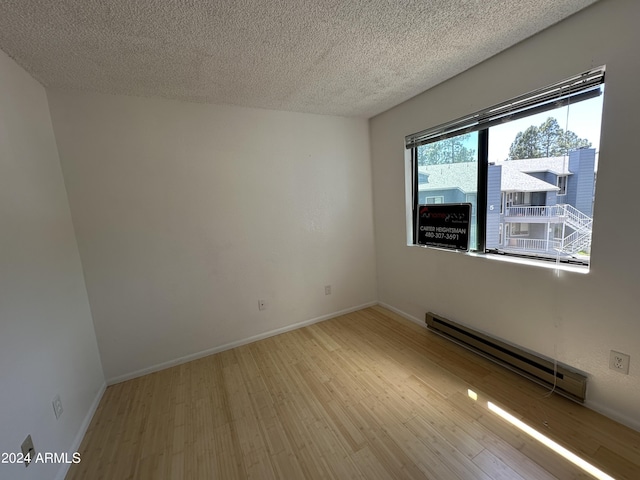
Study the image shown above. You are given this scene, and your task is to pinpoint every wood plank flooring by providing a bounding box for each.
[66,306,640,479]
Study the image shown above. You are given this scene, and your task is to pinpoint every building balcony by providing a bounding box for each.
[503,205,564,224]
[504,237,562,253]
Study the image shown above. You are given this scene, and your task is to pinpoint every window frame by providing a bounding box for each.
[510,223,530,236]
[425,195,444,204]
[557,175,568,196]
[406,67,605,268]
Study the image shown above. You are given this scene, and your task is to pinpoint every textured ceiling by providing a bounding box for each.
[0,0,598,117]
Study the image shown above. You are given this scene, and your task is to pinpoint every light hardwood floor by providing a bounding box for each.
[66,306,640,479]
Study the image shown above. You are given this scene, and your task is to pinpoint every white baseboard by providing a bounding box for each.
[107,301,378,385]
[54,381,107,480]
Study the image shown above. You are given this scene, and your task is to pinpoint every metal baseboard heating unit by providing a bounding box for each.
[425,312,587,403]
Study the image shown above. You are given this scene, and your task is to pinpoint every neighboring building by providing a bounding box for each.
[417,161,480,247]
[418,148,596,258]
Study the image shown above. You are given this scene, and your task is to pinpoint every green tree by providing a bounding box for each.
[508,126,541,160]
[418,134,476,165]
[538,118,563,157]
[558,130,591,153]
[508,117,591,160]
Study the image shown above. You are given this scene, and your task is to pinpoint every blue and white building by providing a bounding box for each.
[418,148,596,258]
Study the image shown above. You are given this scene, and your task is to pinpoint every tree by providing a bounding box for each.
[508,126,541,160]
[558,130,591,153]
[538,117,562,157]
[418,134,476,165]
[508,117,591,160]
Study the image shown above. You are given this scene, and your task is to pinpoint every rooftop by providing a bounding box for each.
[418,163,477,194]
[419,156,577,193]
[495,156,573,175]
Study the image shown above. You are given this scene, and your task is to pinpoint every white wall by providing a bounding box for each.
[0,50,105,480]
[46,91,377,382]
[370,0,640,430]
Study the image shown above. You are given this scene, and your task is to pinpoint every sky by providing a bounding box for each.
[488,93,604,163]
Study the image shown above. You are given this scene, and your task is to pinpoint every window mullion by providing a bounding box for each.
[411,147,418,245]
[477,129,489,252]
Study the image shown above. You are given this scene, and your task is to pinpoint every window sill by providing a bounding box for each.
[471,251,589,274]
[409,244,589,274]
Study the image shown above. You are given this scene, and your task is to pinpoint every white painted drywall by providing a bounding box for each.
[46,92,377,382]
[0,50,105,480]
[370,0,640,430]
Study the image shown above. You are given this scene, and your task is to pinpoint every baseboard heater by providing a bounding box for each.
[425,312,587,403]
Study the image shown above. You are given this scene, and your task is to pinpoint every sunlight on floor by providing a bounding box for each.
[467,389,614,480]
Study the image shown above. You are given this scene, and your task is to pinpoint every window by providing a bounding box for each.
[417,132,479,249]
[407,67,605,267]
[511,223,529,236]
[553,223,565,240]
[557,175,568,195]
[513,192,531,205]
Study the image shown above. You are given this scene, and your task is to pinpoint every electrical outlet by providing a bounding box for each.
[21,435,35,467]
[324,285,331,295]
[52,394,63,419]
[609,350,630,375]
[258,299,266,311]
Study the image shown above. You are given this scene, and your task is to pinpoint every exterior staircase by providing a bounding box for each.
[556,204,593,255]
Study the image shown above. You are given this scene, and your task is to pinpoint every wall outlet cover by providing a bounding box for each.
[609,350,630,375]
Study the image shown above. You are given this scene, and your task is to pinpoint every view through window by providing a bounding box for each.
[417,132,479,250]
[410,69,604,267]
[486,96,602,263]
